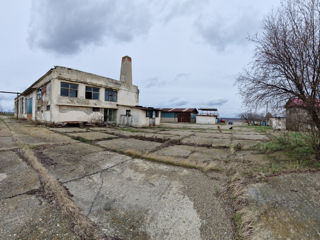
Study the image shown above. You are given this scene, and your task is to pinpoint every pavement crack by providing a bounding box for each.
[87,171,104,217]
[62,159,130,184]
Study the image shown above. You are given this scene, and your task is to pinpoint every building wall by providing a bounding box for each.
[270,118,286,130]
[196,115,217,124]
[117,107,160,127]
[160,112,178,123]
[47,67,138,123]
[286,107,313,131]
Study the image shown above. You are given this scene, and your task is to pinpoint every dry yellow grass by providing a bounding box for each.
[124,149,223,173]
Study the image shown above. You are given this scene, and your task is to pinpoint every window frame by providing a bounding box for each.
[105,88,117,102]
[85,86,100,100]
[60,82,78,98]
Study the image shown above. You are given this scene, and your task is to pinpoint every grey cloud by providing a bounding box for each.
[196,10,261,51]
[160,97,189,107]
[174,73,189,82]
[143,77,166,88]
[205,99,228,106]
[28,0,153,55]
[143,73,188,88]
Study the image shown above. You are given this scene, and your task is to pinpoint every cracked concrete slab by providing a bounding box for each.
[232,134,269,141]
[49,127,88,133]
[68,131,117,140]
[241,173,320,240]
[0,136,17,148]
[97,138,162,153]
[0,150,39,199]
[182,135,232,147]
[33,143,131,182]
[65,159,234,240]
[0,194,79,240]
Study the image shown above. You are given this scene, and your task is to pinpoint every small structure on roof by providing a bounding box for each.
[196,108,218,124]
[160,108,198,123]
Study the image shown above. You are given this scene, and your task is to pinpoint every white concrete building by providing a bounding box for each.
[269,117,286,130]
[196,108,218,124]
[14,56,160,127]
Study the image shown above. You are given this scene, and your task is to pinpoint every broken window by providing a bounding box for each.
[126,110,131,116]
[105,88,117,102]
[92,107,100,112]
[37,88,42,100]
[60,82,78,97]
[86,86,99,100]
[46,105,50,111]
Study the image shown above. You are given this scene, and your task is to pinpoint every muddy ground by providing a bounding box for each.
[0,116,319,240]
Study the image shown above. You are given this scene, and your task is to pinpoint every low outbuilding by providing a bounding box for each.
[160,108,198,123]
[196,108,218,124]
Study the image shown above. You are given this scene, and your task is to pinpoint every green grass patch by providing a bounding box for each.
[248,125,271,134]
[233,212,243,226]
[70,136,93,144]
[259,132,320,170]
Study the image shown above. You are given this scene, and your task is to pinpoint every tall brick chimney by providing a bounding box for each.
[120,56,132,86]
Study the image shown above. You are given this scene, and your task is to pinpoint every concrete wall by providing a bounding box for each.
[117,107,160,127]
[160,117,178,123]
[48,66,139,124]
[196,115,217,124]
[270,118,286,130]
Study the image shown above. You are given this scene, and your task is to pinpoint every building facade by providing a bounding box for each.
[285,98,320,131]
[160,108,198,123]
[15,56,160,127]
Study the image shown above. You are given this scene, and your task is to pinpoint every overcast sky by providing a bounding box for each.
[0,0,281,116]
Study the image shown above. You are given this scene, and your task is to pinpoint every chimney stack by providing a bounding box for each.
[120,56,132,87]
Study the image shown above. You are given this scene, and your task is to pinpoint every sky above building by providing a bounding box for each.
[0,0,281,116]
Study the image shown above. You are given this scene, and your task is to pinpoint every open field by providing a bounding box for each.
[0,115,319,239]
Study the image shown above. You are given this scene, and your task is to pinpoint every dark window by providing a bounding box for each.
[146,110,158,118]
[105,88,117,102]
[104,109,117,122]
[146,110,153,118]
[46,105,50,111]
[60,82,78,97]
[126,110,131,116]
[86,86,99,100]
[37,88,42,100]
[92,107,100,112]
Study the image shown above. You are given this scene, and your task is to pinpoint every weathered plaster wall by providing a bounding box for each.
[196,115,217,124]
[117,107,160,127]
[270,118,286,130]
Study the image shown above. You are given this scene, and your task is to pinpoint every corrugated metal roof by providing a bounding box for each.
[160,108,198,113]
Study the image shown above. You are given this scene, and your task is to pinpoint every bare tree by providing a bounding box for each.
[238,0,320,126]
[237,0,320,158]
[239,112,264,125]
